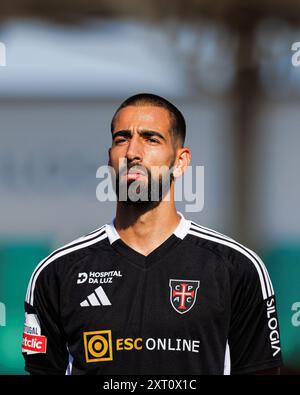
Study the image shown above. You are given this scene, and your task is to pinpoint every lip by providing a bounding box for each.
[126,173,145,180]
[127,167,146,175]
[123,168,146,180]
[128,169,145,175]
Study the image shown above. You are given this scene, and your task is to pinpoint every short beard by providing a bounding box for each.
[114,160,175,205]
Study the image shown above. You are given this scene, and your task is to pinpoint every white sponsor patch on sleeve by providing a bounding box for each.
[22,313,47,354]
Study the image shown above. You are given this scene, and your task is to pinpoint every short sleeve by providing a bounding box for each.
[228,250,283,374]
[22,263,68,374]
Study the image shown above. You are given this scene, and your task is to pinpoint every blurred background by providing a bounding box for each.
[0,0,300,374]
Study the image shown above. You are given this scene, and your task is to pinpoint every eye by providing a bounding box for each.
[115,138,127,144]
[147,138,159,144]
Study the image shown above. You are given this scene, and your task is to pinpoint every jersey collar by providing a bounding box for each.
[105,211,191,245]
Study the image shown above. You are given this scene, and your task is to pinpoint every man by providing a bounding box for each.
[22,93,282,374]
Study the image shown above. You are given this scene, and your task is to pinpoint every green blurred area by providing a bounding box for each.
[0,241,51,374]
[264,245,300,369]
[0,240,299,373]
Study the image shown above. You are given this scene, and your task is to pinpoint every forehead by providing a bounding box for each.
[113,105,171,132]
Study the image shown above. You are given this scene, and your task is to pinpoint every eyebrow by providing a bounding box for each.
[112,129,167,142]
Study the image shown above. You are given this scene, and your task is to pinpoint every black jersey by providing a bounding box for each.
[22,212,282,375]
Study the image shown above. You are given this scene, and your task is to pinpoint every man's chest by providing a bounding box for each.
[60,251,231,340]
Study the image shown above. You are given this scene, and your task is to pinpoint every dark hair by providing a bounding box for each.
[111,93,186,147]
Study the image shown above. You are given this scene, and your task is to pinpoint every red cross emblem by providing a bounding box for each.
[169,279,200,314]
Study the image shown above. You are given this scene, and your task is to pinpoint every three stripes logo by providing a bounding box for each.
[80,286,112,307]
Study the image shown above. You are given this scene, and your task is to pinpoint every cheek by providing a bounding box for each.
[109,150,124,171]
[110,145,126,160]
[146,150,175,177]
[145,147,174,165]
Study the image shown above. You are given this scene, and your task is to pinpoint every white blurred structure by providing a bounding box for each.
[0,19,190,98]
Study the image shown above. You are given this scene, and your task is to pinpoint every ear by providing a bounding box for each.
[173,147,191,178]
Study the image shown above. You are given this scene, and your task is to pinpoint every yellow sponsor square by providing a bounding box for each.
[83,330,113,362]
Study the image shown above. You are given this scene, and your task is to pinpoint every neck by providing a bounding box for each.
[114,192,181,256]
[115,201,179,230]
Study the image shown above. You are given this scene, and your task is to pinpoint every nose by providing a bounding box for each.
[126,135,143,162]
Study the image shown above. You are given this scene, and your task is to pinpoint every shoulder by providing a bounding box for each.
[186,220,274,300]
[25,224,108,306]
[187,220,258,262]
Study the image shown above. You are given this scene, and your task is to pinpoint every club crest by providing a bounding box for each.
[169,279,200,314]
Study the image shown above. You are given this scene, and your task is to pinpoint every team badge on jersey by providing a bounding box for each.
[169,279,200,314]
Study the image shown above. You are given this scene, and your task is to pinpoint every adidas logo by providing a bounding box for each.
[80,286,112,307]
